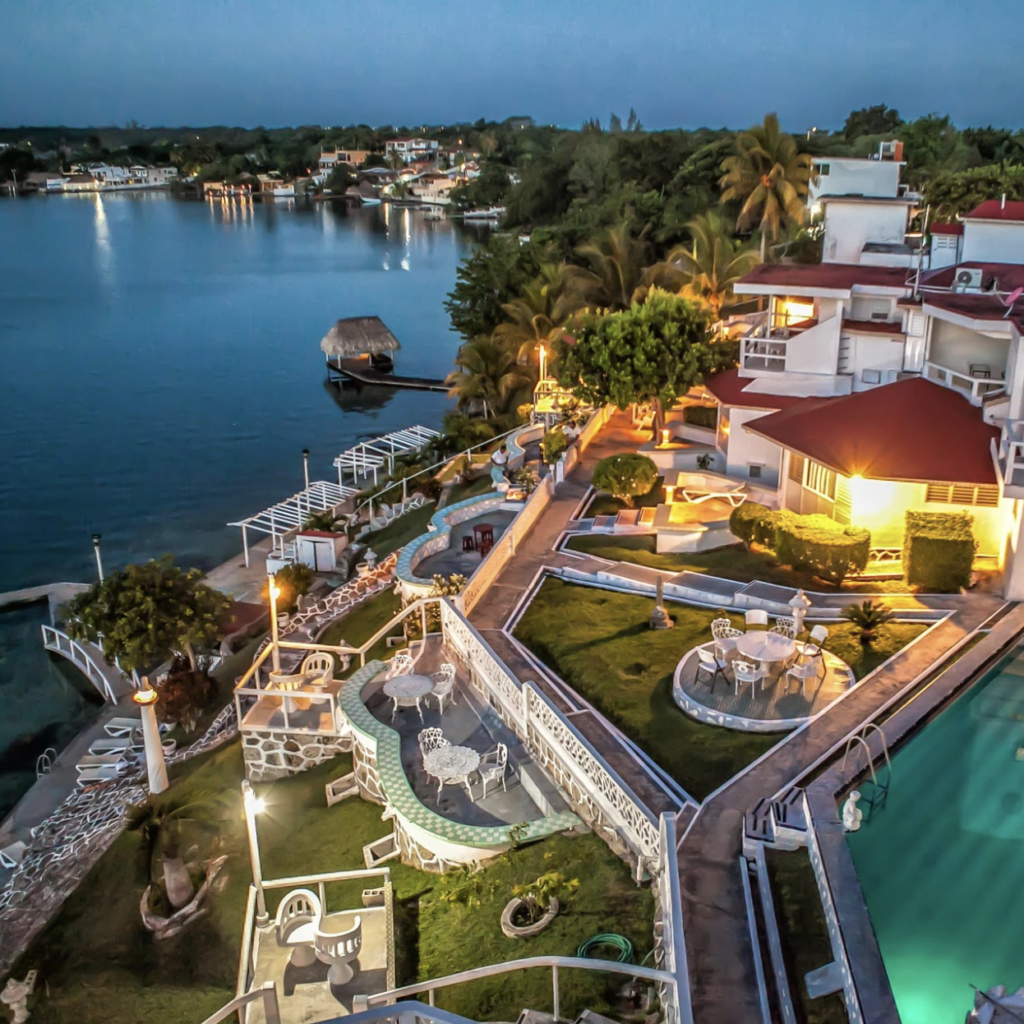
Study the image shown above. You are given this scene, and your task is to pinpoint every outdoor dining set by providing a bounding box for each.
[696,611,830,699]
[381,654,509,801]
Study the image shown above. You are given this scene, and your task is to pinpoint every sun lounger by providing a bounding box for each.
[76,752,130,773]
[0,840,27,869]
[75,764,128,787]
[104,716,141,738]
[89,735,139,755]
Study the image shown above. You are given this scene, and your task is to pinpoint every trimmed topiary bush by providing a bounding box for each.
[774,514,870,584]
[592,453,659,507]
[729,502,797,551]
[903,511,977,592]
[682,405,718,429]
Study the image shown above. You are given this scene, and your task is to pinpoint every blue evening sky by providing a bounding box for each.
[1,0,1019,129]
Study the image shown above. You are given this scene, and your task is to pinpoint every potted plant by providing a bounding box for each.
[500,871,579,938]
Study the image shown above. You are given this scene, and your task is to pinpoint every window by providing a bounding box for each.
[749,464,763,480]
[925,483,1000,507]
[804,460,837,501]
[789,453,806,484]
[861,369,882,385]
[818,163,831,176]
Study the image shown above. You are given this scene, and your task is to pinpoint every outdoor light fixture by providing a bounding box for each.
[91,533,104,582]
[661,428,671,447]
[241,780,269,924]
[538,343,547,382]
[268,576,282,673]
[132,686,158,706]
[133,676,168,795]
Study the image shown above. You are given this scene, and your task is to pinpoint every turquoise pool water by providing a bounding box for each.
[847,650,1024,1023]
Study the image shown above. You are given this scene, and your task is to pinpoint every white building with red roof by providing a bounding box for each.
[692,151,1024,596]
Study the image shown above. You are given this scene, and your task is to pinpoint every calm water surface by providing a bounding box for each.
[0,192,474,815]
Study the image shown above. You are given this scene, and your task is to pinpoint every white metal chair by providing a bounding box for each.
[477,743,508,799]
[430,664,457,714]
[275,887,322,967]
[386,652,415,680]
[696,647,728,691]
[710,618,743,660]
[418,728,448,756]
[745,609,769,630]
[315,914,363,986]
[733,659,765,695]
[799,624,829,678]
[769,616,797,640]
[302,651,335,684]
[787,660,820,700]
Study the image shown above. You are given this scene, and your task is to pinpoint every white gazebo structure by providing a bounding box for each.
[333,425,441,488]
[229,480,358,567]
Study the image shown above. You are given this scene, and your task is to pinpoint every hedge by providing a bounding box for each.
[903,511,976,592]
[682,405,718,429]
[729,502,797,550]
[774,514,870,584]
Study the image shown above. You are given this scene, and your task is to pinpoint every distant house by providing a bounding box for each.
[24,171,64,192]
[256,173,295,197]
[408,173,457,204]
[147,166,178,185]
[504,116,535,130]
[318,147,370,174]
[64,173,98,193]
[384,137,439,165]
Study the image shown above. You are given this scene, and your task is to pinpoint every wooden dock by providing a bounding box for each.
[326,356,448,392]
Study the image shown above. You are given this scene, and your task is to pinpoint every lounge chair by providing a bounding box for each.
[104,717,142,738]
[0,840,27,869]
[76,752,130,773]
[76,765,128,787]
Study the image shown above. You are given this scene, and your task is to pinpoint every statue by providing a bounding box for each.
[968,984,1024,1023]
[1,972,37,1024]
[841,790,863,832]
[649,577,673,630]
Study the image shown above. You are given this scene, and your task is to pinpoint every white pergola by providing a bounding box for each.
[333,425,441,487]
[228,480,358,567]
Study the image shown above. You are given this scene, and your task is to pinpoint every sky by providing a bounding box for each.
[1,0,1021,130]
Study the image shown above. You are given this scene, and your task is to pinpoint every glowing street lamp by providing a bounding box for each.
[92,533,104,582]
[268,576,282,673]
[132,676,169,795]
[538,343,547,383]
[241,780,269,925]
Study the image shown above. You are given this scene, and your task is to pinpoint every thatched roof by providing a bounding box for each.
[320,316,401,357]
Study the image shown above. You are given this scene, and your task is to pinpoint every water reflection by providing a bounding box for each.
[92,192,115,289]
[321,378,400,416]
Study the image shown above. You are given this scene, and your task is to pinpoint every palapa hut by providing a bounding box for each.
[320,316,400,374]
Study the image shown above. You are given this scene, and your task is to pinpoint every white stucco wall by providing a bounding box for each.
[822,202,909,264]
[726,407,784,486]
[929,319,1010,377]
[848,335,906,389]
[782,315,842,375]
[962,221,1024,264]
[810,159,901,202]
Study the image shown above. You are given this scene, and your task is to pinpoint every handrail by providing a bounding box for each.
[198,982,280,1024]
[40,624,117,702]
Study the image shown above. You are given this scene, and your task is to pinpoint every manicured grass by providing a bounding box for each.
[445,474,495,506]
[764,848,849,1024]
[318,587,406,672]
[513,578,781,800]
[565,534,910,594]
[584,480,665,518]
[513,579,929,801]
[17,740,650,1024]
[362,501,438,558]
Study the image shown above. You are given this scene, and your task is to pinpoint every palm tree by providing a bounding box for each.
[493,263,584,363]
[126,792,224,912]
[841,600,895,645]
[650,211,760,321]
[565,224,654,311]
[445,336,530,420]
[720,113,814,260]
[304,509,343,532]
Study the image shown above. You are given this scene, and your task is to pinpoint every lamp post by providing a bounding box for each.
[538,343,547,383]
[241,780,269,925]
[132,676,169,795]
[92,533,104,582]
[302,448,310,490]
[268,576,282,673]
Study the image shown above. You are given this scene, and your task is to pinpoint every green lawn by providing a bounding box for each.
[362,501,438,558]
[513,579,928,801]
[764,848,849,1024]
[565,534,909,594]
[17,740,650,1024]
[318,587,406,672]
[445,474,495,506]
[585,480,666,518]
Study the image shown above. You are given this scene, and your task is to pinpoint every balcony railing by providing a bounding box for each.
[740,337,787,372]
[995,418,1024,493]
[923,361,1006,407]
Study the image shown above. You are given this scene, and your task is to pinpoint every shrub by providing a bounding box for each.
[729,502,796,550]
[156,655,216,733]
[513,467,541,494]
[903,511,977,592]
[541,427,569,465]
[683,405,718,429]
[842,599,895,645]
[774,515,870,584]
[267,562,315,613]
[592,453,659,507]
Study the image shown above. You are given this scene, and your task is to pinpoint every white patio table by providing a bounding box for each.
[734,631,797,678]
[422,745,480,798]
[384,674,434,721]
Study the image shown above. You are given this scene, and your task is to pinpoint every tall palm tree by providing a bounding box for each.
[493,263,583,363]
[565,224,654,311]
[650,211,761,321]
[445,336,530,420]
[720,113,814,260]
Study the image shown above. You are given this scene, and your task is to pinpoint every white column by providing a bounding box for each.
[133,677,169,795]
[242,781,269,925]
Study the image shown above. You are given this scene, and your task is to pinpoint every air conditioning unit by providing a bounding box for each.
[955,268,983,291]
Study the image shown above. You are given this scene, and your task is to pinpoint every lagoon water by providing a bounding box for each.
[0,192,473,815]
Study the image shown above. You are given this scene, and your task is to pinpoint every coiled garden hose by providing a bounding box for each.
[576,933,634,963]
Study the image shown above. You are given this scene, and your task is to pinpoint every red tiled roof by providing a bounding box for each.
[922,262,1024,292]
[965,200,1024,222]
[743,378,999,484]
[842,318,905,336]
[736,263,913,293]
[930,222,964,235]
[702,369,810,411]
[924,292,1024,332]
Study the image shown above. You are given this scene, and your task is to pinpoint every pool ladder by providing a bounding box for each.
[842,724,892,819]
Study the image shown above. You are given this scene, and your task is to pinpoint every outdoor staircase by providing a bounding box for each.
[743,788,808,853]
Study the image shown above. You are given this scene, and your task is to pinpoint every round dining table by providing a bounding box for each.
[384,674,434,720]
[733,631,796,666]
[422,744,480,798]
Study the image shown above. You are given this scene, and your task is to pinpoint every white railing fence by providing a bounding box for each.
[923,360,1005,407]
[656,813,693,1024]
[40,625,118,702]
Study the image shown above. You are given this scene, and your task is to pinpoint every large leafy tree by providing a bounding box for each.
[843,104,902,140]
[564,223,654,311]
[720,113,814,260]
[493,263,583,362]
[651,211,760,320]
[555,291,722,435]
[924,163,1024,222]
[445,335,530,421]
[65,556,231,673]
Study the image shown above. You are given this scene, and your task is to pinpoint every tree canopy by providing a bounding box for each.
[843,104,902,140]
[65,556,231,673]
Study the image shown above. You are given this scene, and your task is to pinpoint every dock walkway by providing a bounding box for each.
[326,356,447,392]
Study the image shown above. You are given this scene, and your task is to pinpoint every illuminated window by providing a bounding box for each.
[925,483,1000,507]
[804,460,837,501]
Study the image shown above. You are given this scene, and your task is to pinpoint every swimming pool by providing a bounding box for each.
[846,647,1024,1023]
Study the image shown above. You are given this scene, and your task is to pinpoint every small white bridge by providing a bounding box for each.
[40,626,133,703]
